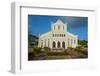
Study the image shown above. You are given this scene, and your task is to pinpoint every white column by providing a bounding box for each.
[49,39,52,49]
[56,41,57,48]
[66,41,67,49]
[72,39,74,47]
[76,39,78,47]
[43,40,45,48]
[69,39,71,47]
[61,41,62,48]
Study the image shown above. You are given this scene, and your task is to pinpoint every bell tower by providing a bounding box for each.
[51,18,67,33]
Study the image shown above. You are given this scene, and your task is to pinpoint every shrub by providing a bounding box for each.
[75,47,88,55]
[47,51,68,56]
[43,47,50,53]
[67,47,74,50]
[33,47,42,54]
[28,51,35,60]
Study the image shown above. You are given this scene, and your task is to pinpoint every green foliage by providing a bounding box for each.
[78,40,88,47]
[28,51,35,60]
[75,47,88,55]
[28,32,39,47]
[33,47,42,54]
[43,47,50,53]
[47,51,68,56]
[67,47,74,50]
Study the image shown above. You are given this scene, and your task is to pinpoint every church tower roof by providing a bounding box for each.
[54,18,65,25]
[56,19,63,23]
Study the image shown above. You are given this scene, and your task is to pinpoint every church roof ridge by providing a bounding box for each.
[54,17,66,25]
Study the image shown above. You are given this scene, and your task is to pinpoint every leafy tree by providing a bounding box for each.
[78,40,88,47]
[28,32,39,47]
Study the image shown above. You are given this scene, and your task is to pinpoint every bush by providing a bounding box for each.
[75,47,88,55]
[28,51,35,60]
[67,47,74,50]
[47,51,68,56]
[33,47,42,54]
[43,47,50,53]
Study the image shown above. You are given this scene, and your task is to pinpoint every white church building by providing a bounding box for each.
[38,19,78,50]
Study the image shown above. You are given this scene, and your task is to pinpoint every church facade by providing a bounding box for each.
[38,19,78,50]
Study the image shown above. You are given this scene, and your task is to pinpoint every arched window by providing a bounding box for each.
[45,39,46,47]
[58,26,60,30]
[63,26,64,30]
[53,34,55,37]
[60,34,61,37]
[54,26,55,30]
[52,41,56,48]
[56,34,58,37]
[57,34,58,37]
[62,41,65,48]
[57,41,60,48]
[74,40,76,44]
[41,40,43,47]
[62,34,63,37]
[64,34,66,37]
[54,34,55,37]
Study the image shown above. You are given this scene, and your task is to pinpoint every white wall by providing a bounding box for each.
[0,0,100,76]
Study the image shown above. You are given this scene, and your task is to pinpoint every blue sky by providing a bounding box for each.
[28,15,88,40]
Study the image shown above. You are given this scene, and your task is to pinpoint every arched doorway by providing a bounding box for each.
[57,41,60,48]
[62,41,65,48]
[52,41,56,48]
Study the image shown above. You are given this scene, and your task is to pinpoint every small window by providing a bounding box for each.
[45,39,46,47]
[54,26,55,30]
[63,26,64,30]
[58,34,60,37]
[60,34,62,37]
[58,26,60,30]
[62,34,63,37]
[54,34,56,37]
[57,34,58,37]
[74,40,76,44]
[41,40,43,47]
[64,34,65,37]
